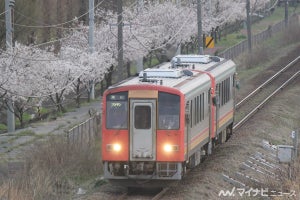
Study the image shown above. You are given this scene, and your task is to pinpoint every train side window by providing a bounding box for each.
[222,78,230,104]
[218,78,231,107]
[222,81,225,106]
[198,95,200,123]
[217,83,220,107]
[230,76,233,98]
[226,78,230,102]
[190,100,193,128]
[208,90,211,105]
[194,97,199,125]
[201,93,204,121]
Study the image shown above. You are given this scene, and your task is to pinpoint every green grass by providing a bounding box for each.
[39,107,49,115]
[14,113,32,127]
[216,33,247,48]
[4,130,36,145]
[237,63,264,81]
[150,57,160,67]
[236,33,300,81]
[17,130,36,137]
[130,63,137,75]
[215,5,300,51]
[0,123,7,131]
[251,6,300,33]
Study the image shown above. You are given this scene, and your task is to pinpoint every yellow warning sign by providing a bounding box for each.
[205,36,214,48]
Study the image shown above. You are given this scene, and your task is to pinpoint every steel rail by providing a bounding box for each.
[151,187,170,200]
[116,187,170,200]
[117,192,128,200]
[235,56,300,109]
[233,70,300,130]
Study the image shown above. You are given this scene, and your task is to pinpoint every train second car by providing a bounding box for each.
[101,55,236,187]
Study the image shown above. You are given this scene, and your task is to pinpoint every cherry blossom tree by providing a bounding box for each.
[0,0,273,128]
[61,21,114,106]
[0,42,84,124]
[0,43,52,127]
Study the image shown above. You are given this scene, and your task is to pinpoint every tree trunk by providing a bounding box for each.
[76,78,81,108]
[54,0,63,55]
[50,89,66,113]
[14,104,24,128]
[42,0,51,43]
[105,66,114,88]
[79,0,88,24]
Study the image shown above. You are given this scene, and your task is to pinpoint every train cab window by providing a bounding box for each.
[217,77,231,107]
[134,106,151,129]
[106,92,128,129]
[158,92,180,130]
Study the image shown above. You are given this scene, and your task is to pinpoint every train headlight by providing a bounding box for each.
[163,144,179,152]
[113,143,121,152]
[107,143,122,152]
[164,144,172,152]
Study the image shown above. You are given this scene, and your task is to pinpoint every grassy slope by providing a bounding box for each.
[215,6,300,50]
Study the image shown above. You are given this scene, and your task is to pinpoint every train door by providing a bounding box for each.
[130,99,156,161]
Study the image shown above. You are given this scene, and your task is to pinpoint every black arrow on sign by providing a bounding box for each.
[206,37,213,48]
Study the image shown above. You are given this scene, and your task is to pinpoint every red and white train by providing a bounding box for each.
[101,55,237,187]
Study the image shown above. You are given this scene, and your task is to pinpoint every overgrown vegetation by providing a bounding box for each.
[0,135,102,200]
[236,24,300,77]
[0,3,299,199]
[0,124,6,131]
[233,20,300,199]
[242,45,272,69]
[265,158,300,200]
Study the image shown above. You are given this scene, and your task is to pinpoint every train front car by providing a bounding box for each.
[102,85,185,187]
[101,54,237,188]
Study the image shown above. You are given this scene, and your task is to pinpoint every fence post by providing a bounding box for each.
[292,130,298,158]
[67,115,100,146]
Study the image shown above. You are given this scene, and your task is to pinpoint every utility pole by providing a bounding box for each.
[116,0,124,82]
[292,129,298,158]
[209,0,212,19]
[197,0,203,55]
[89,0,95,100]
[176,0,181,55]
[137,0,144,12]
[5,0,15,133]
[5,0,14,49]
[246,0,252,53]
[284,0,289,27]
[136,0,144,74]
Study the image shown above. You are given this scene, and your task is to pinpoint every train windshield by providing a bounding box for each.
[106,92,128,129]
[158,92,180,130]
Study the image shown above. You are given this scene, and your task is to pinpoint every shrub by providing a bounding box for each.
[243,45,271,69]
[0,135,102,200]
[0,124,7,131]
[281,25,300,46]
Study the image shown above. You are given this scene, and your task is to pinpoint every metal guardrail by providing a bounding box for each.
[67,114,101,144]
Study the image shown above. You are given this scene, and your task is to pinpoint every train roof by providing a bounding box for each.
[113,55,236,95]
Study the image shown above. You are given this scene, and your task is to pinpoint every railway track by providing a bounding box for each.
[114,57,300,200]
[233,56,300,130]
[100,57,300,200]
[116,187,169,200]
